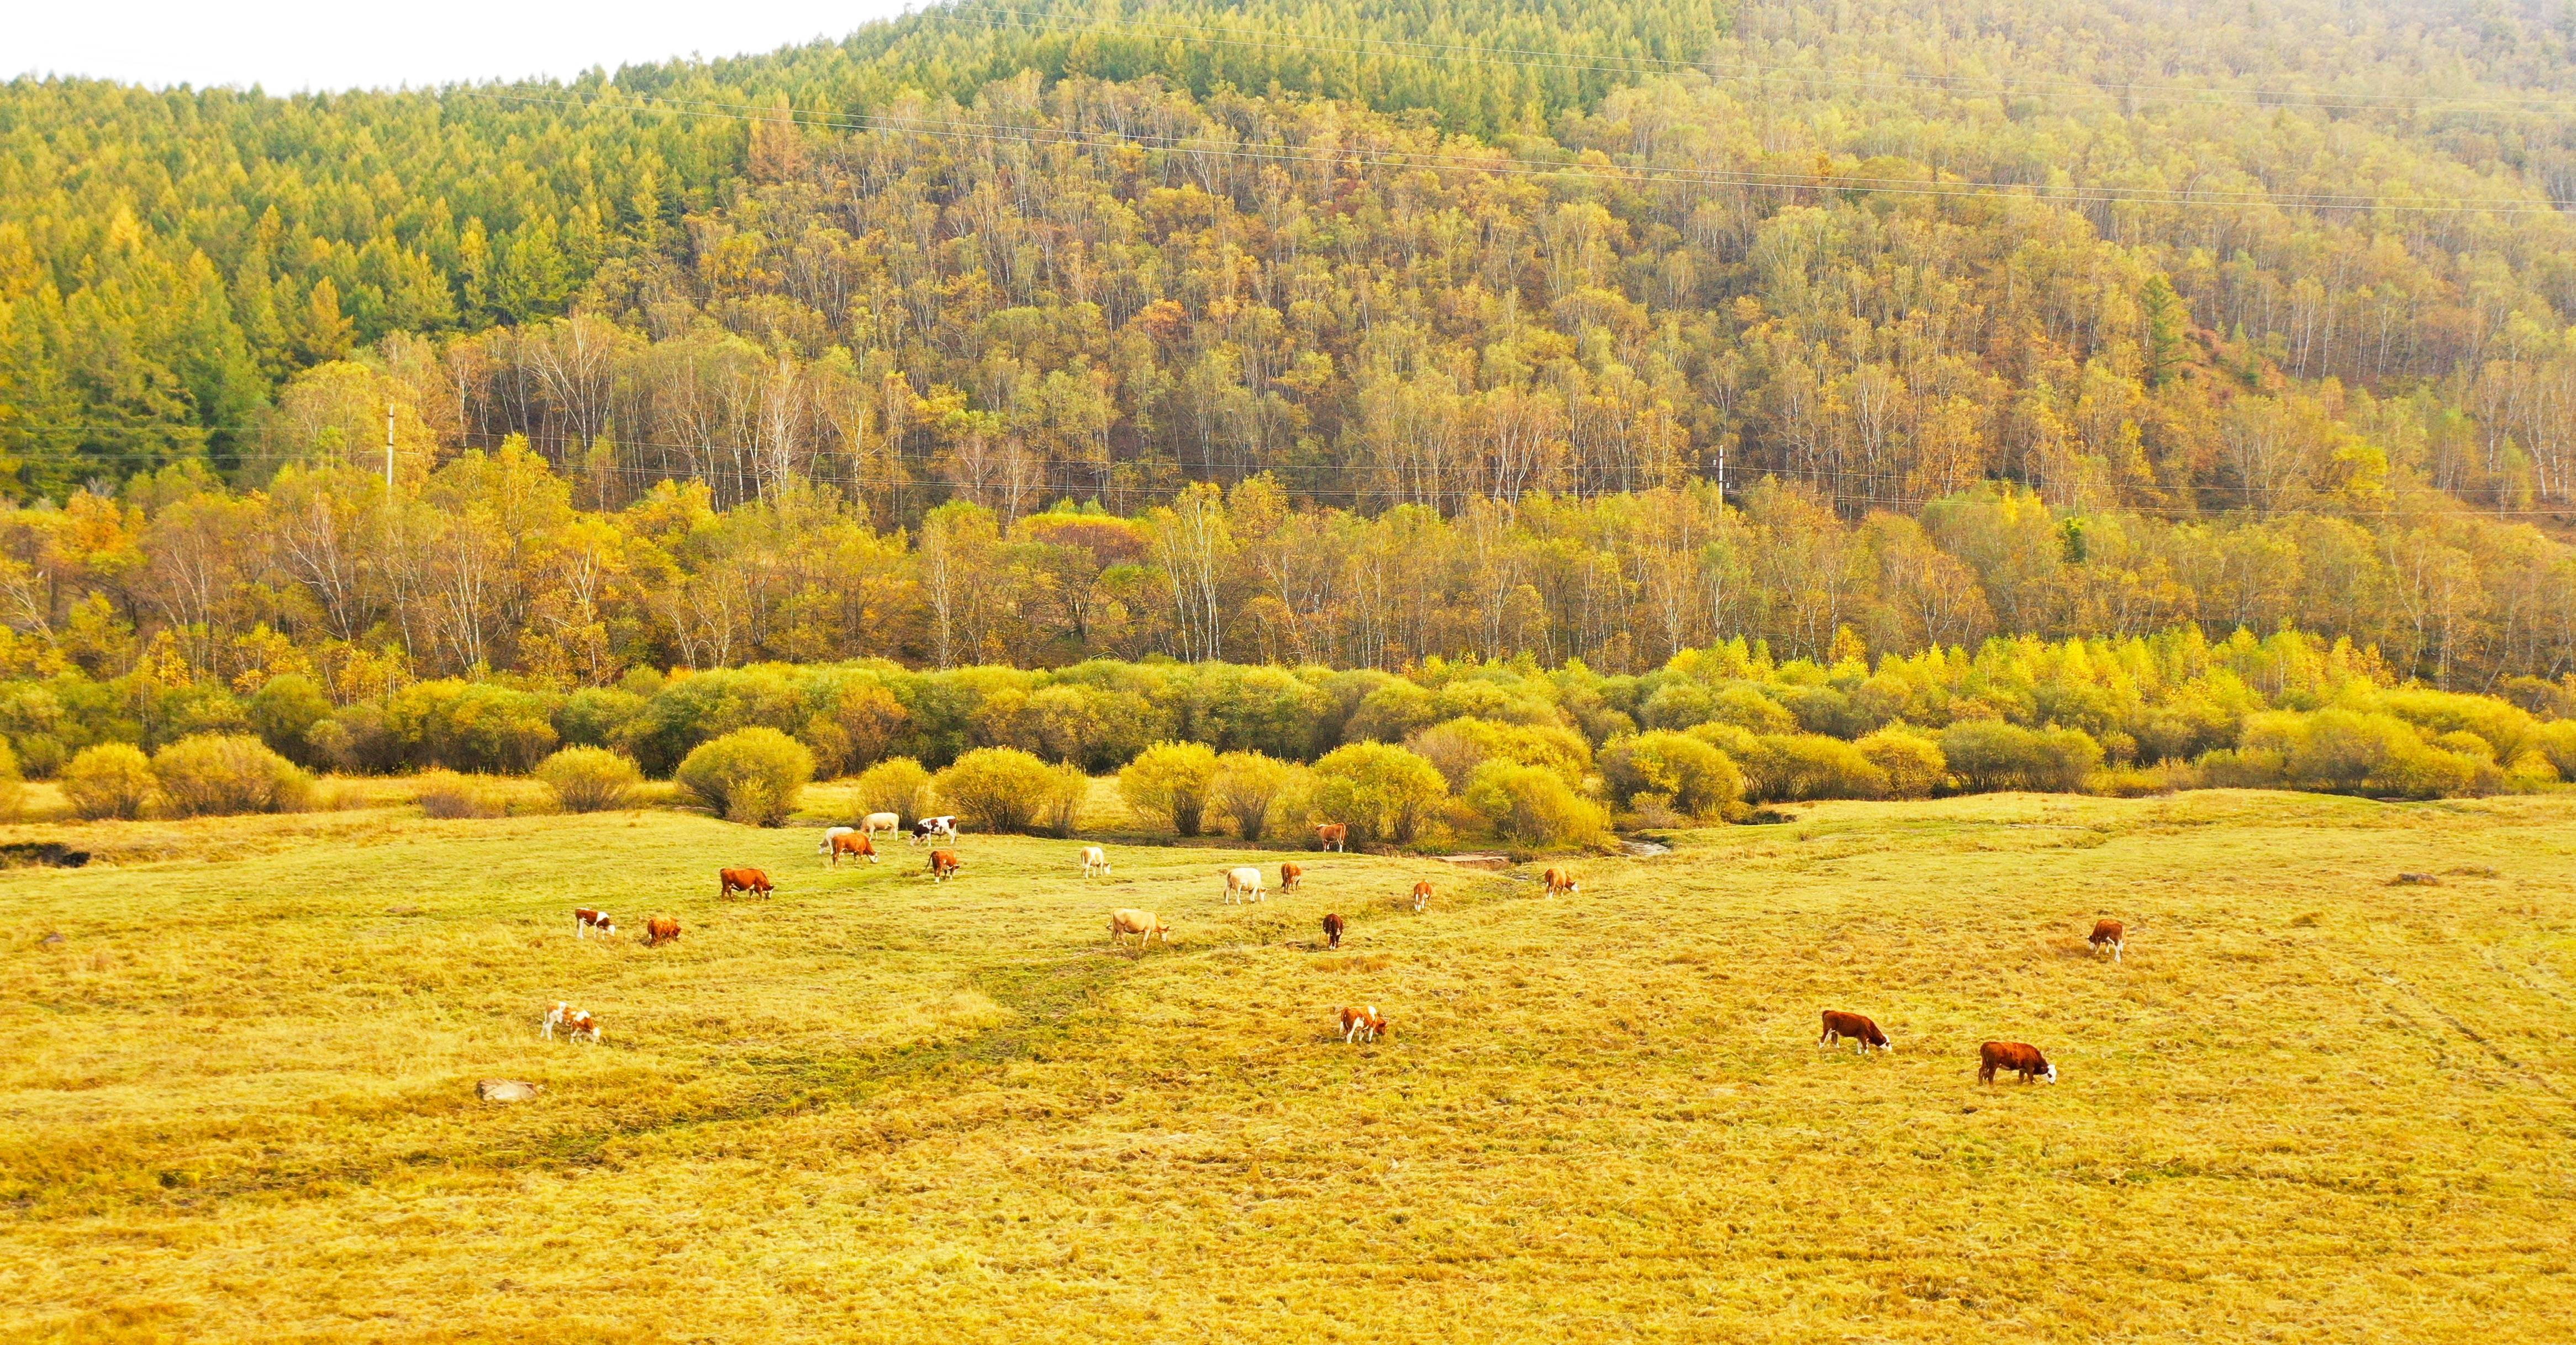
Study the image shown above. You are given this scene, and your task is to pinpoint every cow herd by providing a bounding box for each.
[538,815,2116,1083]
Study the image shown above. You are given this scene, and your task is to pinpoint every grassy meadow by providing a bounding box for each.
[2,785,2572,1341]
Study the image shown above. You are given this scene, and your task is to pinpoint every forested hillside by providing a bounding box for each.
[6,0,2576,689]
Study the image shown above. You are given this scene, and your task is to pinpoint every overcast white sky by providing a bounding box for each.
[6,1,924,92]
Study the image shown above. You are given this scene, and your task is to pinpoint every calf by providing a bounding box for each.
[1322,912,1345,949]
[928,849,962,882]
[1410,879,1433,913]
[573,907,617,940]
[1083,845,1112,878]
[816,825,855,859]
[1109,908,1170,949]
[1338,1004,1387,1044]
[1224,865,1266,904]
[1542,866,1579,898]
[1818,1010,1892,1054]
[2088,919,2126,962]
[1979,1040,2057,1085]
[644,916,681,947]
[911,815,959,846]
[541,1001,600,1043]
[1314,822,1348,852]
[1279,861,1303,892]
[718,867,772,900]
[827,831,878,867]
[859,811,902,837]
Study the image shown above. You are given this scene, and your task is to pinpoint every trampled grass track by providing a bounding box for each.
[2,789,2571,1341]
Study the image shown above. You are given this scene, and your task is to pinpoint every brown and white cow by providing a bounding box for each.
[827,831,878,867]
[1083,846,1113,878]
[1818,1010,1892,1054]
[1322,912,1345,949]
[1314,822,1348,853]
[928,849,962,882]
[1109,908,1170,949]
[644,916,681,947]
[2088,919,2126,962]
[718,867,772,899]
[1224,865,1266,904]
[1410,879,1433,912]
[541,1001,600,1043]
[573,907,617,940]
[1338,1004,1387,1044]
[1979,1041,2057,1084]
[1542,866,1579,898]
[1279,861,1304,892]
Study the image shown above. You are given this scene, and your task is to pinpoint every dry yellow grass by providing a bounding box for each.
[3,788,2571,1341]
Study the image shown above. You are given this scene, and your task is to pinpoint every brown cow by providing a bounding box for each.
[1338,1004,1387,1043]
[1410,879,1433,912]
[1979,1041,2057,1084]
[644,916,681,947]
[2088,919,2126,962]
[928,849,962,882]
[1818,1010,1892,1054]
[1108,908,1170,949]
[1314,822,1348,852]
[718,867,772,899]
[573,907,617,940]
[1280,861,1304,892]
[1322,912,1345,949]
[1542,866,1579,898]
[828,831,878,867]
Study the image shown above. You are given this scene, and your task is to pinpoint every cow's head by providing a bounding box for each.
[2040,1062,2058,1084]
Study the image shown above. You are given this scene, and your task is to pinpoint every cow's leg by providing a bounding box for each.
[2113,941,2123,962]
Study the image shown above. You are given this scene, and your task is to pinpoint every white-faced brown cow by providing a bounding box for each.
[816,825,855,859]
[1410,879,1433,913]
[928,849,962,882]
[827,831,878,867]
[1109,908,1170,949]
[1338,1004,1387,1044]
[541,1001,601,1043]
[1322,912,1345,949]
[644,916,681,947]
[1083,846,1112,878]
[1818,1010,1892,1054]
[718,867,772,899]
[2089,919,2126,962]
[1542,866,1579,898]
[1979,1041,2057,1084]
[1279,861,1304,892]
[1224,865,1266,904]
[573,907,617,940]
[1314,823,1348,853]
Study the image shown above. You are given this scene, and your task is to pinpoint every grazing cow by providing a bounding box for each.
[1314,822,1349,852]
[1542,866,1579,898]
[541,1001,600,1043]
[928,849,962,882]
[718,867,772,900]
[1979,1041,2057,1085]
[860,811,902,838]
[827,831,879,867]
[1279,861,1303,892]
[644,916,681,947]
[911,815,959,846]
[1322,913,1345,949]
[816,825,855,858]
[573,907,617,940]
[1818,1010,1893,1054]
[1083,845,1112,878]
[2088,919,2126,962]
[1108,908,1170,948]
[1410,879,1433,913]
[1338,1004,1387,1044]
[1224,865,1267,904]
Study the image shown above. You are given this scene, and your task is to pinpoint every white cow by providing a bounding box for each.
[1082,845,1112,878]
[1224,865,1266,904]
[860,811,902,838]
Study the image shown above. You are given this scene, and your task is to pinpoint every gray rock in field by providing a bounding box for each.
[477,1079,542,1102]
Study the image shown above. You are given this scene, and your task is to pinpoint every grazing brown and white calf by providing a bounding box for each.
[1542,866,1579,898]
[573,907,617,940]
[1979,1040,2057,1084]
[1322,912,1345,949]
[1279,861,1303,892]
[1818,1010,1892,1054]
[541,1001,600,1043]
[927,849,962,882]
[718,867,772,899]
[1314,822,1348,852]
[1082,846,1112,878]
[826,831,878,867]
[859,811,902,838]
[2088,919,2126,962]
[1224,865,1266,904]
[1410,879,1433,912]
[1338,1004,1387,1043]
[1108,908,1170,948]
[644,916,681,947]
